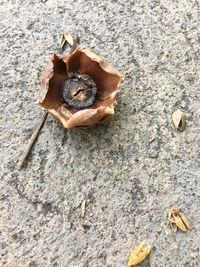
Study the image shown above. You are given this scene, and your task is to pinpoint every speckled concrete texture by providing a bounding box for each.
[0,0,200,266]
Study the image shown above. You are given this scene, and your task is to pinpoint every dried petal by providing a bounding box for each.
[172,109,186,131]
[66,48,123,99]
[60,32,74,49]
[39,54,68,109]
[128,241,151,266]
[66,106,113,128]
[168,207,190,232]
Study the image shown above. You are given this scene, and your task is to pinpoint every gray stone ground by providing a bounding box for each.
[0,0,200,266]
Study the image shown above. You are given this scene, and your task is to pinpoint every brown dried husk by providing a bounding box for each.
[38,48,123,128]
[128,241,151,266]
[168,207,190,232]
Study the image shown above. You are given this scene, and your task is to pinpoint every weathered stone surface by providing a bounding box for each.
[0,0,199,266]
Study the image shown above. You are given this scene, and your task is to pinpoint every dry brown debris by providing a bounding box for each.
[128,241,151,266]
[172,109,187,131]
[39,49,123,128]
[81,200,86,218]
[168,206,190,232]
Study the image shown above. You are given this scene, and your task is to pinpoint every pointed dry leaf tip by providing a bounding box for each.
[168,207,190,232]
[60,32,74,49]
[128,241,151,266]
[172,109,186,131]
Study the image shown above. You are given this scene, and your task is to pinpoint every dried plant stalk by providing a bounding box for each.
[18,112,48,169]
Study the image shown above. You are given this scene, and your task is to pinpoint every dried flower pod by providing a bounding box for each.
[38,48,123,128]
[168,207,190,232]
[172,109,186,131]
[128,241,151,266]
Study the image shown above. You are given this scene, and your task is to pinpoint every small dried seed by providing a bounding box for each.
[172,109,186,131]
[63,73,97,109]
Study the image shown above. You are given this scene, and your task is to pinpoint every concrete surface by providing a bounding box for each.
[0,0,200,266]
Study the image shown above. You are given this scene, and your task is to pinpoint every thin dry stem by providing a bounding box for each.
[18,112,48,169]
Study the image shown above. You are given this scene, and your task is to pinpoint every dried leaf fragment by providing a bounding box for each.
[168,207,190,232]
[172,109,186,131]
[81,200,86,218]
[60,32,74,49]
[128,241,151,266]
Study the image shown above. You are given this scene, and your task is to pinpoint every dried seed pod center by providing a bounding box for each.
[63,73,97,109]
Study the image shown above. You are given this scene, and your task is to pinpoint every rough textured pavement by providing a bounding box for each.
[0,0,200,266]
